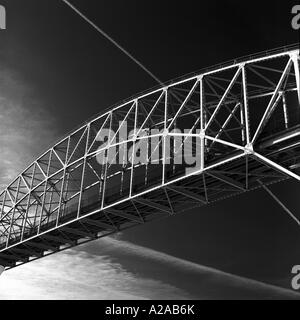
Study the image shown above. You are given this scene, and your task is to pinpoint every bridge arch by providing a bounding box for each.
[0,45,299,269]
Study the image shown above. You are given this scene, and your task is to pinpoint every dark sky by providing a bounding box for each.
[0,0,300,296]
[1,0,298,136]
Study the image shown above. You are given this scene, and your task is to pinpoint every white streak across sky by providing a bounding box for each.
[0,237,300,300]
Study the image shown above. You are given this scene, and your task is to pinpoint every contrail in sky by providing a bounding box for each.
[61,0,163,85]
[97,237,300,298]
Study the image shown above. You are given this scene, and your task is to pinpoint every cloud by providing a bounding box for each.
[0,67,58,190]
[0,236,300,300]
[0,245,191,300]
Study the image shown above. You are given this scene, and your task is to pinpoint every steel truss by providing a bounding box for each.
[0,45,299,269]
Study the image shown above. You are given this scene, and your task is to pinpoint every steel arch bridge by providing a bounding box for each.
[0,45,299,270]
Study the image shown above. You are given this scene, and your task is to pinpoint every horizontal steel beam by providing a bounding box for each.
[167,185,207,204]
[26,241,57,252]
[133,198,172,215]
[206,171,245,191]
[62,226,95,239]
[104,208,143,224]
[83,217,117,230]
[42,234,75,245]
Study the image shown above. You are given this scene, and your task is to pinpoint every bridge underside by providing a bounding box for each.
[0,46,299,269]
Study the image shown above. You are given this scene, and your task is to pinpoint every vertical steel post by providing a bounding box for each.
[282,92,289,129]
[162,89,168,184]
[242,65,250,146]
[6,178,21,247]
[77,125,90,219]
[129,101,138,198]
[37,151,53,234]
[199,77,204,171]
[101,112,113,208]
[21,164,36,241]
[291,51,300,105]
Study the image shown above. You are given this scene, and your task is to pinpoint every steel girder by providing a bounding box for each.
[0,45,299,269]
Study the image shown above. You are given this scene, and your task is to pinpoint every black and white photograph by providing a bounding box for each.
[0,0,299,305]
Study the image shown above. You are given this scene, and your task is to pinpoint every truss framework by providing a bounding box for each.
[0,45,299,269]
